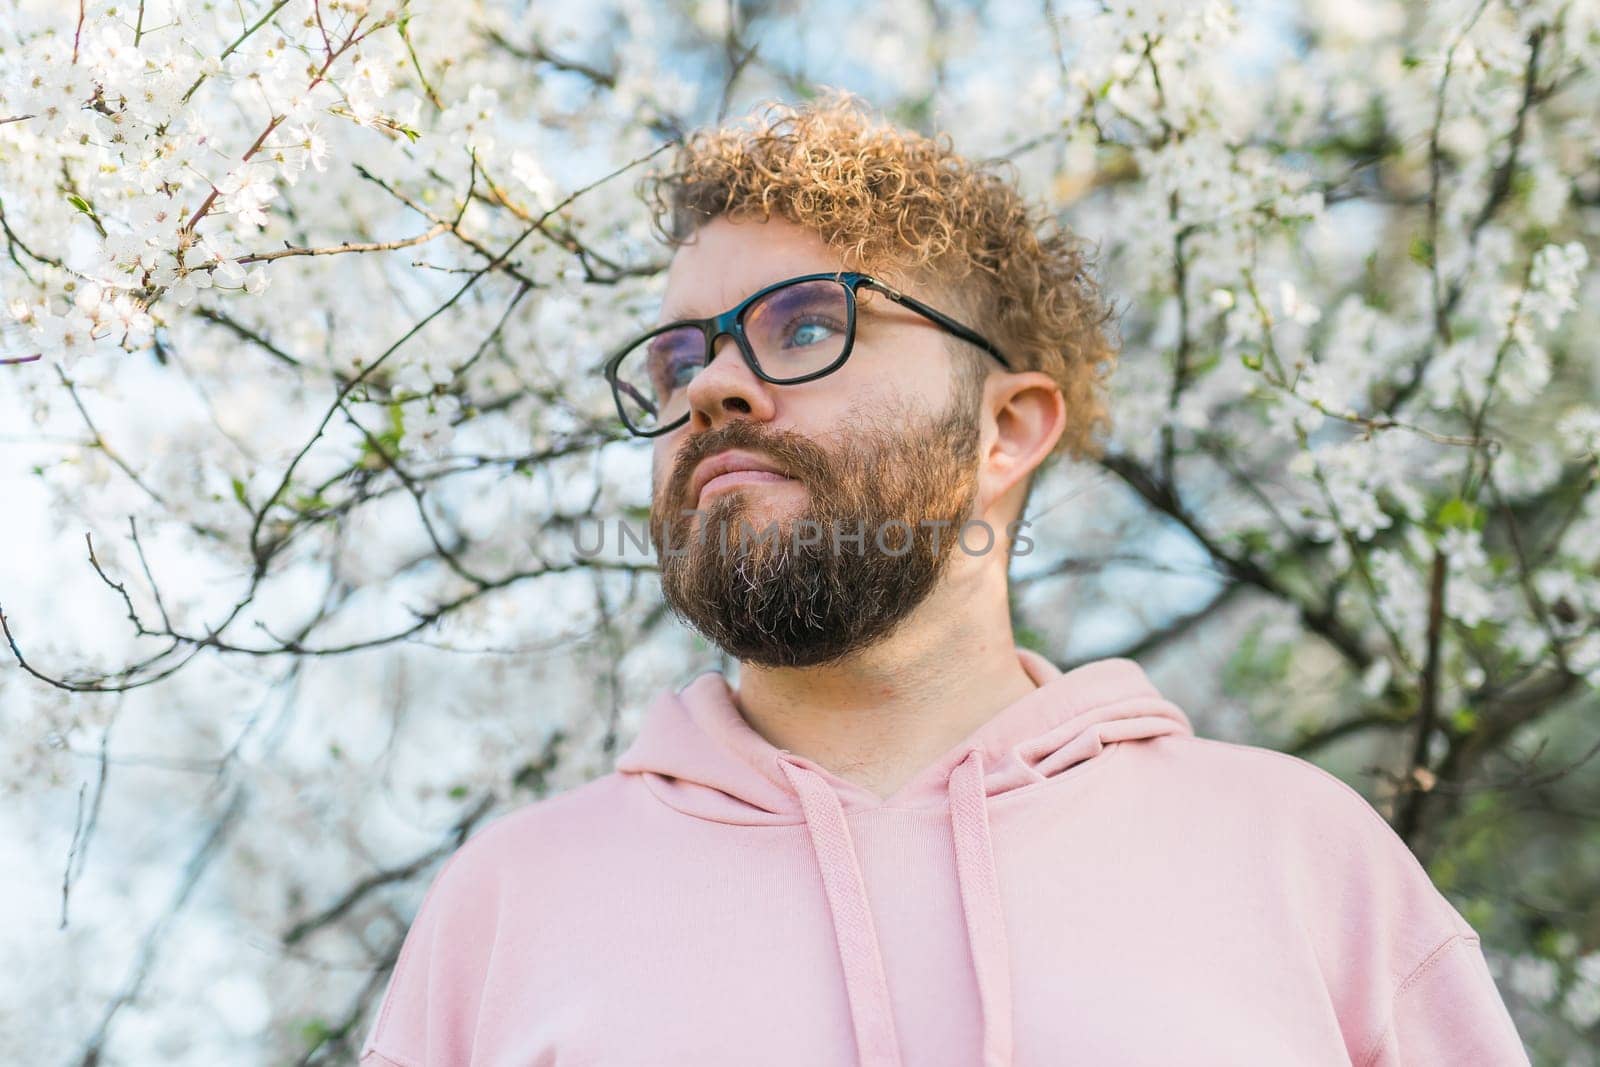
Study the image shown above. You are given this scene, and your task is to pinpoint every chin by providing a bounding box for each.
[697,487,805,535]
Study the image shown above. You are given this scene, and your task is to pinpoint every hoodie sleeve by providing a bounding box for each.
[359,842,500,1067]
[1357,929,1528,1067]
[1218,741,1530,1067]
[1274,750,1530,1067]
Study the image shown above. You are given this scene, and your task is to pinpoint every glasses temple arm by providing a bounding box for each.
[616,377,657,416]
[868,284,1013,370]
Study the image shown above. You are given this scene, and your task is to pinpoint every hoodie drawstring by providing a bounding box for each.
[778,749,1013,1067]
[949,749,1014,1067]
[779,758,905,1066]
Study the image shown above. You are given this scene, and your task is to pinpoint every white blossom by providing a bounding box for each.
[0,0,1595,1060]
[1507,954,1560,1005]
[1525,240,1589,329]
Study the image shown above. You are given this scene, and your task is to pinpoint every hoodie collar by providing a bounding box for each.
[615,647,1194,1067]
[615,647,1194,822]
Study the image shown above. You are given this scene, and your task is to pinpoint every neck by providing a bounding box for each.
[731,562,1038,800]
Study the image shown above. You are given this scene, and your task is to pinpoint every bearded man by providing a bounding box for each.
[360,91,1528,1067]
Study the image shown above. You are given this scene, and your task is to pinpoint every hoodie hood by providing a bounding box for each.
[616,647,1193,822]
[615,647,1194,1067]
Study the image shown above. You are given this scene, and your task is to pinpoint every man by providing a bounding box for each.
[359,91,1528,1066]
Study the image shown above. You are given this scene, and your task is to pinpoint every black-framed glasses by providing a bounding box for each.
[599,270,1011,437]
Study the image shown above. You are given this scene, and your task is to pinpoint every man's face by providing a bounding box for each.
[647,215,987,669]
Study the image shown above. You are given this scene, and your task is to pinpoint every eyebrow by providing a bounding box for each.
[653,303,706,327]
[653,272,841,327]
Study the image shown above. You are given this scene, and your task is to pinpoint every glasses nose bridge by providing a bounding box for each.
[701,306,752,369]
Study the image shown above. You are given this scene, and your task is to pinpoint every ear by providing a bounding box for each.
[977,372,1065,525]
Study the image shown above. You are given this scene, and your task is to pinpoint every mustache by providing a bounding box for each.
[666,424,825,509]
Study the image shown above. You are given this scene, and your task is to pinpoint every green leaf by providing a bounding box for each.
[359,404,406,468]
[298,1018,335,1045]
[1238,528,1272,555]
[1435,496,1481,531]
[1461,898,1494,930]
[1014,625,1047,654]
[1222,616,1293,695]
[67,193,94,216]
[1239,350,1263,371]
[1429,855,1457,892]
[230,477,249,507]
[448,784,469,799]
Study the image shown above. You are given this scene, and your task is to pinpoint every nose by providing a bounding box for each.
[682,330,779,432]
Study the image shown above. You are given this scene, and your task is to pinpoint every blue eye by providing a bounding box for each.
[641,327,705,401]
[666,350,698,386]
[786,320,839,348]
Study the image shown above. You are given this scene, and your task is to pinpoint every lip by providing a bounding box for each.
[690,449,793,505]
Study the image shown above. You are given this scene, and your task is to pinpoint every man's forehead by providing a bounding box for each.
[656,266,828,323]
[654,217,854,322]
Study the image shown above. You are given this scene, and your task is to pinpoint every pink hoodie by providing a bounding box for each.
[358,649,1529,1066]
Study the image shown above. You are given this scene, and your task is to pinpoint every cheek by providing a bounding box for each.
[827,332,947,412]
[822,375,934,433]
[651,450,668,494]
[652,441,683,497]
[784,366,887,425]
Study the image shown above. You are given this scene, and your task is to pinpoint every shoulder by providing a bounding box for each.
[1123,733,1476,937]
[359,771,638,1062]
[1134,732,1425,837]
[426,770,637,901]
[1115,741,1526,1062]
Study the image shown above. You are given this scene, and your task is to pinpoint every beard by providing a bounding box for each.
[649,387,983,669]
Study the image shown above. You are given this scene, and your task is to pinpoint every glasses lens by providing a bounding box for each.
[612,324,703,433]
[742,279,851,381]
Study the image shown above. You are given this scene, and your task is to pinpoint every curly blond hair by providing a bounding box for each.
[640,88,1120,469]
